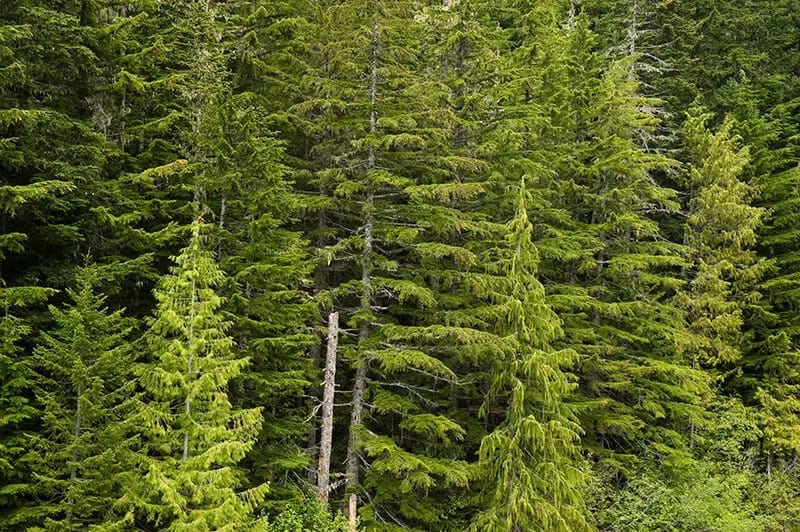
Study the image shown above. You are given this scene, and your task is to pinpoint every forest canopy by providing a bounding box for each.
[2,0,800,530]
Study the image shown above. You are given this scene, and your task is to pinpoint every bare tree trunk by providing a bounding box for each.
[317,312,339,502]
[628,0,638,57]
[218,196,226,229]
[568,0,577,30]
[346,15,379,531]
[308,208,330,483]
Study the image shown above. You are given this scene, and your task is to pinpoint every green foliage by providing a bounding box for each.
[4,0,800,527]
[112,221,267,530]
[0,314,38,528]
[674,105,764,368]
[470,185,589,531]
[269,498,350,532]
[26,266,137,530]
[596,468,771,532]
[592,398,789,531]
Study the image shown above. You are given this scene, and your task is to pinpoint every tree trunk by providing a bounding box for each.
[317,312,339,502]
[308,207,331,482]
[568,0,577,30]
[345,15,379,531]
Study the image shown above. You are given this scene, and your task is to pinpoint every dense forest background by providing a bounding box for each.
[2,0,800,530]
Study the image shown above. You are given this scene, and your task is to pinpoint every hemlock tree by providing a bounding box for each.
[27,266,137,530]
[112,220,267,530]
[290,1,480,527]
[675,107,763,370]
[0,290,52,529]
[0,84,71,527]
[91,0,317,511]
[551,14,711,475]
[471,184,589,532]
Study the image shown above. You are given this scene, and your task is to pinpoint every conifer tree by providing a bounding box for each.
[82,0,216,313]
[0,2,112,291]
[87,0,317,509]
[0,133,69,528]
[167,0,317,503]
[749,165,800,460]
[288,2,484,527]
[0,303,46,529]
[488,3,709,475]
[674,107,763,369]
[26,266,137,530]
[209,84,316,507]
[112,220,267,529]
[471,183,589,532]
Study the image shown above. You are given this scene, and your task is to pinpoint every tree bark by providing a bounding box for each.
[317,312,339,502]
[346,14,379,531]
[568,0,577,30]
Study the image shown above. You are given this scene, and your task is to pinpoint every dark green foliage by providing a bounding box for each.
[210,89,316,504]
[0,2,112,290]
[0,313,39,528]
[4,0,800,528]
[26,266,137,530]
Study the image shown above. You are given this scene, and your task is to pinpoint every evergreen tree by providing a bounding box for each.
[5,0,800,527]
[112,220,267,530]
[288,1,485,527]
[26,266,137,530]
[180,1,318,501]
[471,183,589,532]
[674,106,763,369]
[210,83,316,508]
[0,66,70,525]
[84,0,218,313]
[562,19,709,475]
[0,1,112,291]
[0,303,45,529]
